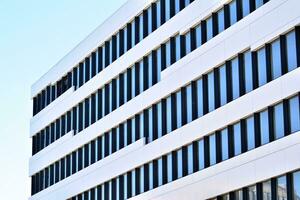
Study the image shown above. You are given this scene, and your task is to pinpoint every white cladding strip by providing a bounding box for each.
[29,0,298,136]
[30,0,222,134]
[31,0,150,98]
[29,138,146,200]
[29,67,300,176]
[129,132,300,200]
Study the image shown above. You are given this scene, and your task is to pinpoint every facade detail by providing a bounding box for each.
[30,0,300,199]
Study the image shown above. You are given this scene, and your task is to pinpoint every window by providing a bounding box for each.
[260,109,270,145]
[221,128,229,161]
[231,57,240,100]
[176,90,182,128]
[248,185,257,200]
[289,96,300,133]
[274,103,285,139]
[235,190,243,200]
[217,9,225,33]
[233,122,242,156]
[166,40,171,68]
[177,149,183,178]
[197,79,204,117]
[257,47,267,86]
[242,0,250,17]
[271,39,282,79]
[186,84,193,123]
[195,25,202,48]
[246,116,255,150]
[167,153,172,183]
[187,144,193,174]
[166,96,172,133]
[206,16,213,40]
[293,171,300,200]
[263,180,272,200]
[219,65,227,106]
[286,31,297,72]
[165,0,171,21]
[277,176,287,200]
[198,139,205,170]
[244,50,253,93]
[209,134,216,166]
[208,71,215,112]
[156,1,161,27]
[185,32,192,54]
[229,0,237,25]
[255,0,264,9]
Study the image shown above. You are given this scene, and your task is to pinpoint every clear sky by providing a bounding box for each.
[0,0,127,199]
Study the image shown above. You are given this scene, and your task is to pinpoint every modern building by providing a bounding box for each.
[29,0,300,199]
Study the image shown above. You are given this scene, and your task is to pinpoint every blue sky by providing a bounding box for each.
[0,0,127,198]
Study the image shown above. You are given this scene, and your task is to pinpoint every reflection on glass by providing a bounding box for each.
[195,25,202,48]
[263,180,272,200]
[277,176,287,200]
[219,65,227,106]
[242,0,250,17]
[293,171,300,200]
[217,9,225,33]
[197,79,204,117]
[198,139,205,169]
[177,149,183,178]
[206,16,213,40]
[188,144,193,174]
[248,185,257,200]
[229,0,237,25]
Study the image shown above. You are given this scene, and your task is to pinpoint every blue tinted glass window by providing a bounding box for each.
[234,123,242,156]
[167,96,172,133]
[256,0,264,9]
[176,91,182,128]
[221,128,229,161]
[139,15,143,41]
[140,112,144,139]
[165,0,170,21]
[229,1,237,25]
[148,107,153,142]
[156,1,161,27]
[195,25,202,48]
[231,57,240,100]
[139,60,144,92]
[271,39,282,79]
[148,7,152,35]
[131,21,135,47]
[149,162,153,190]
[158,158,163,186]
[198,139,205,169]
[124,27,128,51]
[131,65,136,97]
[289,96,300,133]
[219,65,227,106]
[274,103,285,139]
[177,149,183,178]
[187,84,193,123]
[286,31,297,71]
[208,71,215,112]
[197,79,204,117]
[242,0,250,17]
[209,134,216,166]
[206,16,213,40]
[166,40,171,68]
[167,153,172,182]
[157,48,162,80]
[293,171,300,200]
[257,48,267,86]
[175,35,181,61]
[246,116,255,150]
[217,9,225,33]
[157,102,162,138]
[148,54,153,87]
[175,0,180,13]
[244,51,253,93]
[187,144,193,174]
[260,109,270,145]
[185,32,192,54]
